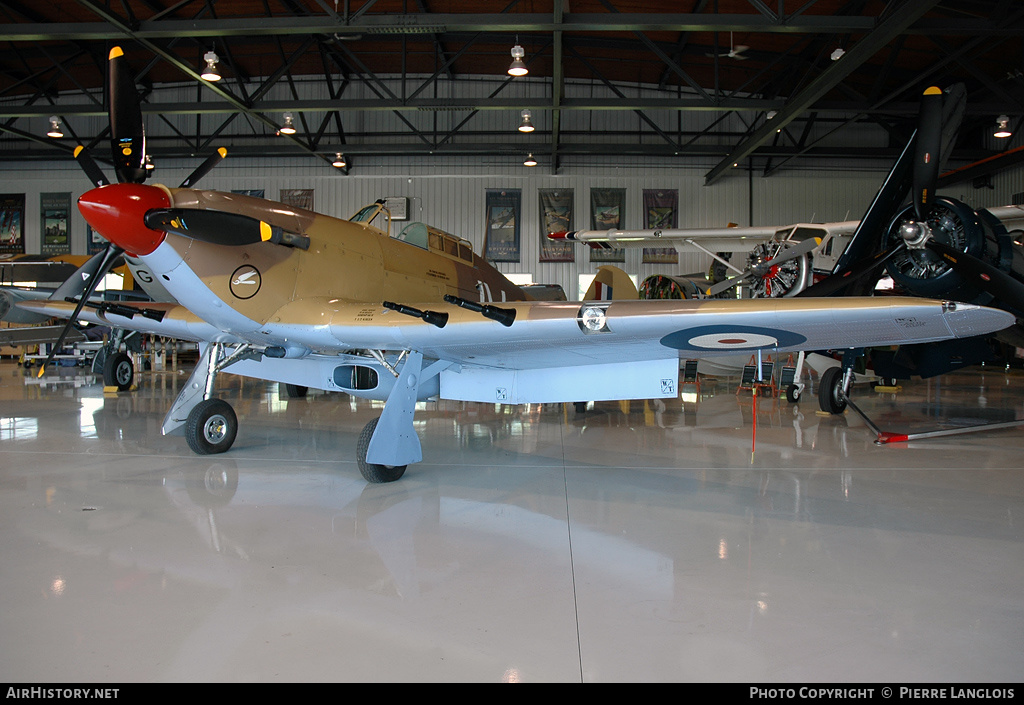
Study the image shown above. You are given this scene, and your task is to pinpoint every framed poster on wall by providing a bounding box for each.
[642,189,679,265]
[539,189,575,263]
[484,189,521,262]
[281,188,314,210]
[0,194,25,255]
[41,192,71,256]
[589,188,625,263]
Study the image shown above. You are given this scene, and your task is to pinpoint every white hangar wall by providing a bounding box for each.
[2,156,1021,299]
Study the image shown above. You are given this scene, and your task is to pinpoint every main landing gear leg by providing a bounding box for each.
[818,349,860,415]
[357,352,452,483]
[163,343,247,455]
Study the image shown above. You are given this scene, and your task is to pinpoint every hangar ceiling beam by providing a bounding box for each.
[758,15,1024,178]
[7,12,1023,43]
[704,0,942,185]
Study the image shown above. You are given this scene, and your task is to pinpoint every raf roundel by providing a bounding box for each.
[660,325,807,352]
[229,264,261,299]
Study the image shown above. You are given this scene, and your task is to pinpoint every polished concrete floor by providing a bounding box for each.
[1,357,1022,683]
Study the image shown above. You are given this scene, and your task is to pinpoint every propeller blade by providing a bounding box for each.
[179,148,227,188]
[73,145,110,187]
[108,46,147,184]
[925,240,1024,308]
[143,208,274,247]
[912,86,944,220]
[798,243,907,298]
[767,236,820,264]
[36,243,124,378]
[707,270,752,296]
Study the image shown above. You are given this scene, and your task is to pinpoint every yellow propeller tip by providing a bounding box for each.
[924,86,942,95]
[109,47,124,60]
[217,147,227,158]
[259,222,273,242]
[36,366,45,378]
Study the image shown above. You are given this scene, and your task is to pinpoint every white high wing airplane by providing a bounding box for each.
[15,54,1018,483]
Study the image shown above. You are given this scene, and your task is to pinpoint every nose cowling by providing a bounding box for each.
[78,183,171,256]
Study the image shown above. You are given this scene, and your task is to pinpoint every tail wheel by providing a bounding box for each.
[356,417,407,483]
[818,367,848,414]
[185,398,238,455]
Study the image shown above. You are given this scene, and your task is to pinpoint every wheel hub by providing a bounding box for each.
[203,415,227,443]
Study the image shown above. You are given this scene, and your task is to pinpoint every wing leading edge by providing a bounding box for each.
[323,297,1011,366]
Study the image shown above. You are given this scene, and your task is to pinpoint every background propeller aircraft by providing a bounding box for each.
[16,50,1017,483]
[549,220,857,299]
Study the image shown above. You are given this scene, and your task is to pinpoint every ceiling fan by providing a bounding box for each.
[707,32,749,60]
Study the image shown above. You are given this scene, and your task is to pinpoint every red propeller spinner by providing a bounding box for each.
[78,183,170,256]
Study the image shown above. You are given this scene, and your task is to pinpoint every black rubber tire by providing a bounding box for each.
[785,384,801,403]
[356,417,407,483]
[283,383,308,398]
[574,401,588,413]
[818,366,848,414]
[185,398,238,455]
[103,352,134,391]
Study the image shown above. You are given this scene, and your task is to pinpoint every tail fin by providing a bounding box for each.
[584,265,638,300]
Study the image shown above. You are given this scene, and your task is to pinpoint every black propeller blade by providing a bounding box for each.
[143,208,310,249]
[36,243,125,378]
[179,148,227,188]
[925,240,1024,309]
[108,47,148,185]
[819,85,961,297]
[144,208,270,246]
[74,145,110,187]
[798,242,908,298]
[71,47,226,192]
[50,249,123,302]
[912,86,944,221]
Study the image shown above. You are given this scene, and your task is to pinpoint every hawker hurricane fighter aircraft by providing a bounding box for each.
[19,51,1016,483]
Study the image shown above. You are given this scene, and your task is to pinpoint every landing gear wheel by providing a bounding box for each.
[185,398,238,455]
[283,383,308,398]
[103,352,134,391]
[785,384,801,403]
[818,366,848,414]
[356,417,407,483]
